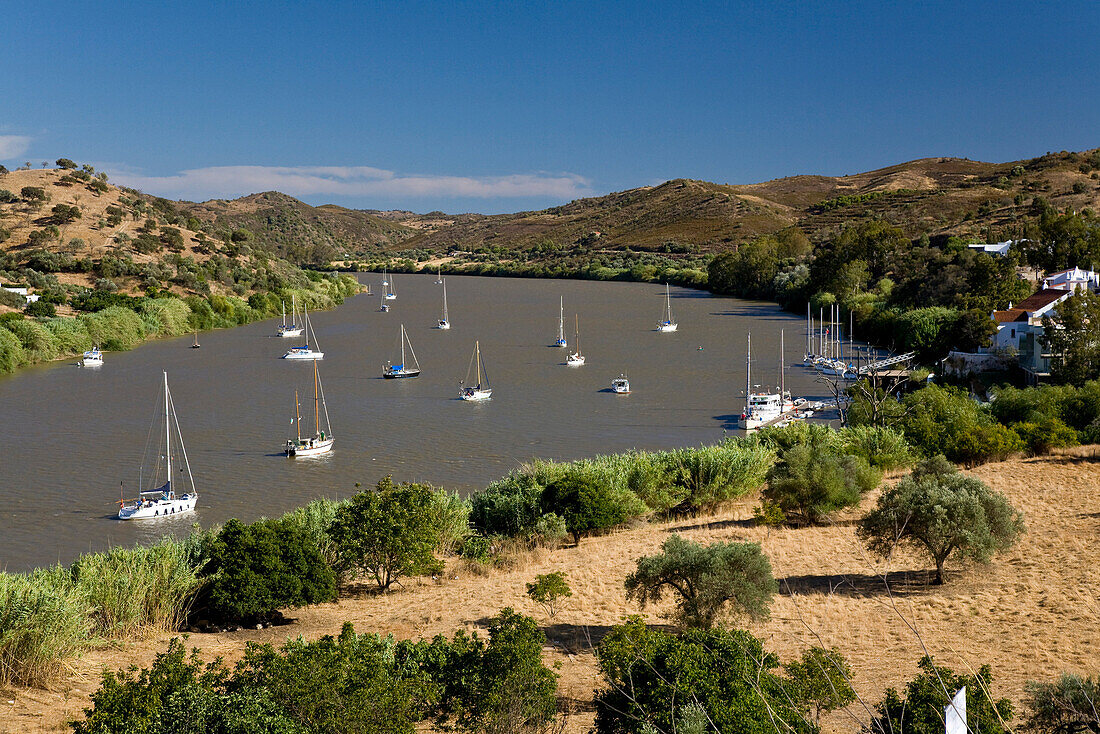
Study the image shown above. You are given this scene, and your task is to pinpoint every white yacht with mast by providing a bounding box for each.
[460,341,492,400]
[657,283,678,332]
[567,314,585,366]
[383,324,422,378]
[286,360,334,456]
[553,297,567,347]
[118,372,198,520]
[435,266,443,284]
[384,272,397,300]
[281,304,324,360]
[437,278,450,329]
[277,294,304,338]
[739,331,795,431]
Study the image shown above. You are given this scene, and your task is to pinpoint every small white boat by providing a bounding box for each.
[383,324,422,378]
[282,305,324,360]
[460,340,492,400]
[286,360,334,457]
[437,278,450,329]
[739,331,797,430]
[118,372,198,520]
[81,346,103,367]
[384,272,397,300]
[553,296,567,347]
[567,314,585,366]
[435,266,443,284]
[611,374,630,394]
[277,294,304,338]
[380,293,390,312]
[657,283,678,332]
[381,266,389,287]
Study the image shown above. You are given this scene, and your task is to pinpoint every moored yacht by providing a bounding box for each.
[285,360,334,456]
[82,346,103,367]
[282,305,324,360]
[611,374,631,393]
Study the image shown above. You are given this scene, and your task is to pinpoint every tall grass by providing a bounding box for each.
[0,567,89,687]
[70,541,205,637]
[664,439,777,511]
[282,497,346,566]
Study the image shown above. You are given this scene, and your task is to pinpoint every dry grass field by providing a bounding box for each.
[3,450,1099,733]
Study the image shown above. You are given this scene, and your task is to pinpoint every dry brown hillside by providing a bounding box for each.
[4,450,1098,734]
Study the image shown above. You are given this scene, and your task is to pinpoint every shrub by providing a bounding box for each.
[23,299,56,317]
[763,444,881,524]
[1011,415,1079,455]
[900,385,1024,466]
[20,185,47,202]
[197,517,336,624]
[329,477,444,589]
[785,647,857,723]
[664,439,776,511]
[56,158,77,169]
[1025,673,1100,734]
[858,457,1024,584]
[594,618,814,734]
[51,203,81,223]
[839,425,912,470]
[541,467,646,543]
[80,305,146,351]
[0,326,29,373]
[526,572,572,618]
[470,473,545,537]
[624,534,777,628]
[870,656,1013,734]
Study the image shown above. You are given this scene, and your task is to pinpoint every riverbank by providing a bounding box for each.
[4,449,1097,733]
[0,272,361,375]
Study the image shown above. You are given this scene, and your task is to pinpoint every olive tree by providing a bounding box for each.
[624,534,776,628]
[857,456,1023,584]
[526,571,572,618]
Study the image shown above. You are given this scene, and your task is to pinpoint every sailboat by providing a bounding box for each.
[657,283,678,332]
[191,331,201,349]
[277,294,304,338]
[281,304,324,360]
[381,266,389,286]
[553,297,567,347]
[285,360,334,456]
[567,315,585,365]
[437,278,450,329]
[460,341,492,400]
[739,331,795,431]
[436,266,443,284]
[384,272,397,300]
[383,324,422,378]
[379,293,390,312]
[118,372,198,520]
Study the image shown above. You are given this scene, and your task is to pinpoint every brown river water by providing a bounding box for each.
[0,274,842,571]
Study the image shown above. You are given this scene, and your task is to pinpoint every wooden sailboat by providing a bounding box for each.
[281,304,324,359]
[277,294,304,338]
[383,324,422,378]
[553,297,567,347]
[437,278,450,329]
[460,341,492,400]
[118,372,198,519]
[285,360,334,456]
[657,283,678,332]
[567,314,585,365]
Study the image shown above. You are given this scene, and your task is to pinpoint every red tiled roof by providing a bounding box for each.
[1015,288,1069,311]
[992,309,1026,324]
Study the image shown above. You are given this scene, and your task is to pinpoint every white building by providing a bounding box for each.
[967,240,1015,257]
[1043,266,1100,292]
[1,285,39,304]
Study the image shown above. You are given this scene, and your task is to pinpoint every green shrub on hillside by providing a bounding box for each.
[197,517,336,624]
[762,442,881,524]
[595,619,816,734]
[541,467,647,543]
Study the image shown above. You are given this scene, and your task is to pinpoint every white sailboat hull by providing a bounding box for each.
[119,494,197,520]
[437,320,450,329]
[554,339,567,347]
[277,326,304,338]
[657,322,678,332]
[460,387,492,401]
[384,294,397,300]
[282,348,324,360]
[567,354,585,366]
[286,436,334,457]
[82,357,103,367]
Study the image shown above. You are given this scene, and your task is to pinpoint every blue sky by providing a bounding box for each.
[1,1,1097,213]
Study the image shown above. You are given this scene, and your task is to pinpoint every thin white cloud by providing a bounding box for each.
[0,135,32,160]
[106,164,592,202]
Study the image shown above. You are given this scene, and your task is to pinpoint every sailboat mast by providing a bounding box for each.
[400,324,407,365]
[442,280,448,320]
[282,300,286,327]
[475,341,482,386]
[745,333,752,416]
[164,371,171,488]
[295,389,301,441]
[575,314,580,355]
[780,329,785,397]
[313,360,320,435]
[558,297,564,341]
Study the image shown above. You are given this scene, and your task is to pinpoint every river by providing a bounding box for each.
[0,274,841,571]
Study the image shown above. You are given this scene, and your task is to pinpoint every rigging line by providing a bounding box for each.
[317,368,333,436]
[167,386,196,494]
